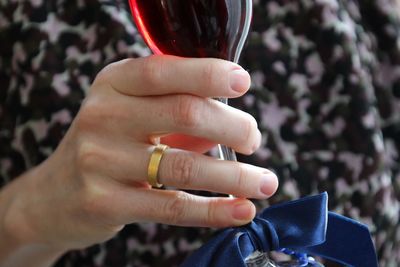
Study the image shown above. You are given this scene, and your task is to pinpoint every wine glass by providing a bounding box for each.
[245,250,325,267]
[129,1,324,266]
[129,0,253,161]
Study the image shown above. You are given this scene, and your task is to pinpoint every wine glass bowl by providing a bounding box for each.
[130,0,252,62]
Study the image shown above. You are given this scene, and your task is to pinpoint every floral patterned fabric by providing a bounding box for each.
[0,0,399,266]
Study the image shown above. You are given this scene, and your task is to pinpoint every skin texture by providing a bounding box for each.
[0,56,278,267]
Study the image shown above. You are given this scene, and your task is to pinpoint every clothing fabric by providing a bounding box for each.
[0,0,399,266]
[181,193,378,267]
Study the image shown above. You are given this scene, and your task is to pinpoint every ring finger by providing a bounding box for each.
[115,94,262,156]
[96,142,278,199]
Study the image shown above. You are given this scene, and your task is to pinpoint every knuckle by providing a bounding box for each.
[94,62,117,85]
[76,141,104,174]
[201,62,219,91]
[140,56,166,87]
[173,95,202,128]
[75,97,103,131]
[77,95,128,132]
[206,199,218,226]
[80,181,111,218]
[234,165,249,192]
[79,177,123,230]
[170,152,198,187]
[242,114,258,154]
[163,192,190,225]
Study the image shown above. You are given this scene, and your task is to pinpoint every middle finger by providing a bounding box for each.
[120,94,262,155]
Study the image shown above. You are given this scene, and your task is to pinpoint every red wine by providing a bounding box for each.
[129,0,252,61]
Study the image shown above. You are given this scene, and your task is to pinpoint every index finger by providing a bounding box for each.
[95,55,251,98]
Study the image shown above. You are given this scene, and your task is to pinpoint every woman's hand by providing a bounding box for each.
[1,56,278,253]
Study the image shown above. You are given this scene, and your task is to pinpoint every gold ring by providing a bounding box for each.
[147,144,169,188]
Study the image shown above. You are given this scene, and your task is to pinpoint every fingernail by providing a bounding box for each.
[260,173,279,197]
[232,201,254,223]
[230,69,250,93]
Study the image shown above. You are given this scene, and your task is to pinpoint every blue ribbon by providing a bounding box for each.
[180,193,378,267]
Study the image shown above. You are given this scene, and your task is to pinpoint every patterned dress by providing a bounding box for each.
[0,0,399,266]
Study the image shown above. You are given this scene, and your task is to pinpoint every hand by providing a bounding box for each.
[2,56,278,252]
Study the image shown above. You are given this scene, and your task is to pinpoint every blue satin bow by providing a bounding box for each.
[181,193,378,267]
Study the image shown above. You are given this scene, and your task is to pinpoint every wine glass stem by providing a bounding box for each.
[215,0,252,162]
[216,97,237,162]
[218,144,237,161]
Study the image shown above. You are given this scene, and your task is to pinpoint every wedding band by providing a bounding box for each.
[147,144,169,188]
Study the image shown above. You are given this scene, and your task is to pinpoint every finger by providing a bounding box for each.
[84,89,260,155]
[157,149,279,199]
[93,143,278,199]
[133,95,262,155]
[118,189,256,227]
[95,55,251,98]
